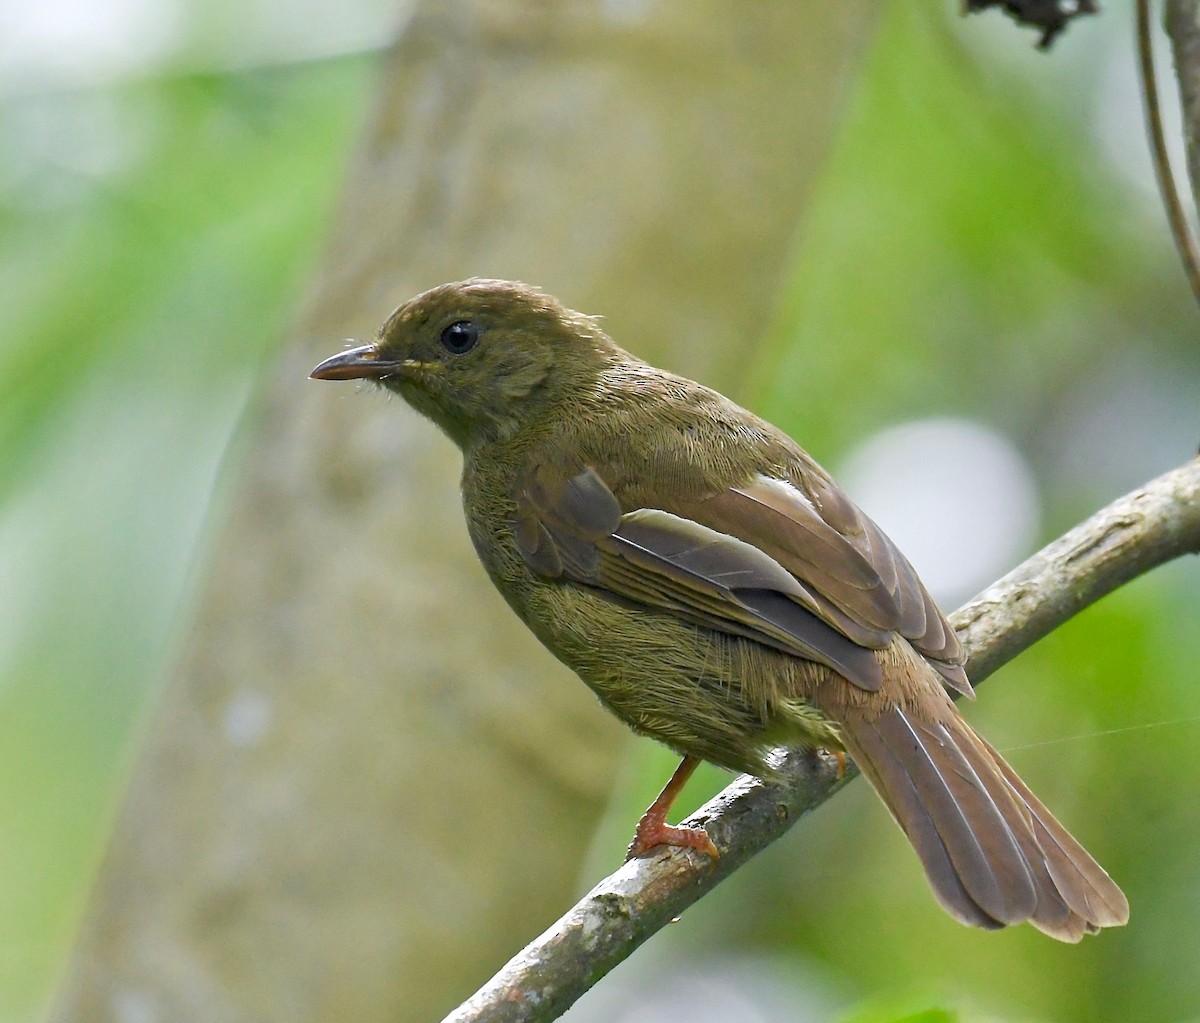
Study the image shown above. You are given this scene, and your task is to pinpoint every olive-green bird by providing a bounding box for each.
[311,278,1128,941]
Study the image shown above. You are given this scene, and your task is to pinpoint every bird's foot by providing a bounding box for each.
[625,754,718,863]
[626,815,719,863]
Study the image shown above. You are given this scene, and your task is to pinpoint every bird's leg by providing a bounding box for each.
[626,755,719,862]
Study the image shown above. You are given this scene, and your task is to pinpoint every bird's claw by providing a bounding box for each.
[626,820,719,864]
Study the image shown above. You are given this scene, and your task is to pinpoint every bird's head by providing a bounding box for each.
[311,278,615,448]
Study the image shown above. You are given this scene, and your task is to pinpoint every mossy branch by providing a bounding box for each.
[443,457,1200,1023]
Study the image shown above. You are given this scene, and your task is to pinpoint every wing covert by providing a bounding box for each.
[514,465,886,692]
[673,474,969,695]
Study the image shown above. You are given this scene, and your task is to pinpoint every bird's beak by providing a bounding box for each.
[310,343,406,381]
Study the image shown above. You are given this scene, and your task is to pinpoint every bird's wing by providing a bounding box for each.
[670,471,969,694]
[513,462,966,695]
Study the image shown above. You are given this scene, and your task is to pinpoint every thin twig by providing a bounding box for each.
[443,458,1200,1023]
[1139,0,1200,308]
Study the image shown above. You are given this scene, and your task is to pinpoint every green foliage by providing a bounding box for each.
[840,997,962,1023]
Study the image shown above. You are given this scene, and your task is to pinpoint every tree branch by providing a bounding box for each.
[443,457,1200,1023]
[1141,0,1200,307]
[1166,0,1200,215]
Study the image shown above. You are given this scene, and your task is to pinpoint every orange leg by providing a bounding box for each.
[626,755,719,863]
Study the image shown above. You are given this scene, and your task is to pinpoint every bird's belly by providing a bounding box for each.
[522,580,841,776]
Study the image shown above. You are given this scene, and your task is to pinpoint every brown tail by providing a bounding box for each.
[839,702,1129,941]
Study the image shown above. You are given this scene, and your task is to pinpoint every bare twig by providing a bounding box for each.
[443,458,1200,1023]
[1166,0,1200,220]
[1139,0,1200,309]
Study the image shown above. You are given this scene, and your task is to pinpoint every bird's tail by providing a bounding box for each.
[839,701,1129,941]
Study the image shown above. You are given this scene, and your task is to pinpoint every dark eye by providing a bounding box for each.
[440,320,480,355]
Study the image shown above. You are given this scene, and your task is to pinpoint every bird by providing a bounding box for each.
[310,278,1128,941]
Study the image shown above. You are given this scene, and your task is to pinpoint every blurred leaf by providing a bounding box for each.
[841,1002,960,1023]
[755,2,1190,458]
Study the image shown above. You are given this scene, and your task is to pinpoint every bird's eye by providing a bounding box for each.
[440,320,480,355]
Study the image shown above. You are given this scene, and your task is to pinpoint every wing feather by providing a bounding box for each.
[672,475,970,695]
[512,462,966,696]
[605,512,883,690]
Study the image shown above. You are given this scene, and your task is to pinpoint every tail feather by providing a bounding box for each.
[948,724,1088,939]
[847,714,1002,929]
[841,703,1128,941]
[850,709,1037,927]
[974,732,1130,931]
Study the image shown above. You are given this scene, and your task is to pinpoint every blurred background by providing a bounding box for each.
[1,1,1198,1021]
